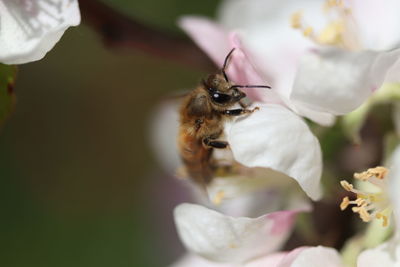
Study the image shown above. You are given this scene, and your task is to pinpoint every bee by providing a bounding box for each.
[178,48,270,187]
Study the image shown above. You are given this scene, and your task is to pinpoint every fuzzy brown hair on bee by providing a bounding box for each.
[177,48,270,188]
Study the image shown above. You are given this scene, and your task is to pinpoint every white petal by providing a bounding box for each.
[206,169,311,218]
[388,145,400,229]
[0,0,80,64]
[226,104,322,200]
[174,203,304,263]
[279,246,343,267]
[348,0,400,51]
[357,240,400,267]
[245,252,287,267]
[385,65,400,84]
[170,254,231,267]
[218,0,320,100]
[291,48,400,115]
[218,0,324,34]
[288,101,336,127]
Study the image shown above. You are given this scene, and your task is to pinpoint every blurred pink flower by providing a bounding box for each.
[0,0,81,64]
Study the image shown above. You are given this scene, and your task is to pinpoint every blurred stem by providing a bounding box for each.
[79,0,215,71]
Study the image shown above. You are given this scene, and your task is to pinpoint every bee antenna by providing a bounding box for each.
[230,85,271,89]
[222,48,236,82]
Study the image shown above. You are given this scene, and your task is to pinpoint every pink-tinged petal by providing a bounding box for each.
[357,240,400,267]
[279,246,343,267]
[178,16,231,67]
[174,203,308,264]
[291,48,400,115]
[0,0,81,64]
[231,34,335,125]
[226,104,322,200]
[219,0,320,99]
[346,0,400,51]
[178,17,279,103]
[229,34,289,104]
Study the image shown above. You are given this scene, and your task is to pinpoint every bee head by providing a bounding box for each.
[203,73,246,106]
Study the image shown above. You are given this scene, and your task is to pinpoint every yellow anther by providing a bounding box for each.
[317,21,344,45]
[291,11,303,29]
[340,197,350,210]
[340,167,391,227]
[358,208,371,222]
[303,27,313,37]
[340,180,354,191]
[354,166,388,181]
[326,0,343,8]
[376,213,389,227]
[383,216,388,227]
[355,198,367,207]
[212,190,225,205]
[291,0,361,49]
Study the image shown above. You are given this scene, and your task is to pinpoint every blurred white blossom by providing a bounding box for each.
[0,0,81,64]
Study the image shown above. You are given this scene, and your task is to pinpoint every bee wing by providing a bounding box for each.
[163,89,191,100]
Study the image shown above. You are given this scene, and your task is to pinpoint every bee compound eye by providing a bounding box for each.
[212,92,231,104]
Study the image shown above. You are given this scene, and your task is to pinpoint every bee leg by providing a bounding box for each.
[195,118,204,131]
[203,137,228,149]
[222,107,259,116]
[239,100,248,108]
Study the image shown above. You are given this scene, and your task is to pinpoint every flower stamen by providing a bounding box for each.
[340,166,391,227]
[290,0,359,49]
[212,190,225,205]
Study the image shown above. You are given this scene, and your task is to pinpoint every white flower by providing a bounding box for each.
[180,0,400,120]
[0,0,81,64]
[152,95,322,201]
[355,146,400,266]
[151,102,318,263]
[158,38,324,200]
[173,202,310,264]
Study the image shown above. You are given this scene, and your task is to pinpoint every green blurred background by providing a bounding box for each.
[0,0,221,266]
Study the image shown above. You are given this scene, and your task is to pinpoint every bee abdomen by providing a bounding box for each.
[178,131,213,185]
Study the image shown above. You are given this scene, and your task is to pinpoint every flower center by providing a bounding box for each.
[340,166,392,227]
[290,0,360,50]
